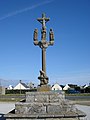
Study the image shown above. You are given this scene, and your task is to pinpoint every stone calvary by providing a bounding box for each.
[33,13,54,87]
[5,14,86,120]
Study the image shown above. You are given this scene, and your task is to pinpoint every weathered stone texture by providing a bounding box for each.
[5,91,86,120]
[26,91,64,103]
[4,118,81,120]
[15,103,46,114]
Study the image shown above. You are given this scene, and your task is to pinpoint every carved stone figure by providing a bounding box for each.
[41,27,46,41]
[33,28,38,41]
[38,70,48,85]
[49,29,54,41]
[40,70,46,78]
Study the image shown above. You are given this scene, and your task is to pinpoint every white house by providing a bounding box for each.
[83,84,88,88]
[52,83,62,91]
[63,84,70,91]
[14,80,29,90]
[8,85,14,90]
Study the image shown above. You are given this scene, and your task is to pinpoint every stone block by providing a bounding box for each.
[15,103,46,114]
[26,91,65,103]
[35,94,48,102]
[26,93,35,102]
[26,92,49,102]
[47,104,63,114]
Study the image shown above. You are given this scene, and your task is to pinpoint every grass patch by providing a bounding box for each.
[0,98,22,102]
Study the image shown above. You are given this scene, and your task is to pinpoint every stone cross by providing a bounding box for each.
[33,13,54,86]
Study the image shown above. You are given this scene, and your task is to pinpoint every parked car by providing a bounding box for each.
[68,89,80,94]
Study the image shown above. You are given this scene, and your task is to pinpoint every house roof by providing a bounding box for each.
[14,80,30,90]
[68,84,77,88]
[63,84,70,90]
[52,83,62,90]
[20,82,29,88]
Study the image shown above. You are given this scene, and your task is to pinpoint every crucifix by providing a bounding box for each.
[33,13,54,86]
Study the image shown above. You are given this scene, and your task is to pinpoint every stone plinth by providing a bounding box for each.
[37,85,51,92]
[26,91,64,102]
[5,91,86,120]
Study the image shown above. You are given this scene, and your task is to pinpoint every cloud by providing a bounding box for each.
[0,0,54,21]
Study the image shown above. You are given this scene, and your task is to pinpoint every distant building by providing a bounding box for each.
[63,84,70,91]
[83,84,88,88]
[68,84,77,88]
[7,85,14,90]
[52,83,62,91]
[14,80,29,90]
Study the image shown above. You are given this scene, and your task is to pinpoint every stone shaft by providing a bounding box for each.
[42,48,46,73]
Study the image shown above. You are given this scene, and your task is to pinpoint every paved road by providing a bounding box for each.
[66,95,90,100]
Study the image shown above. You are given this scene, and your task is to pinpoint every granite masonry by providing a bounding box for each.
[5,91,86,120]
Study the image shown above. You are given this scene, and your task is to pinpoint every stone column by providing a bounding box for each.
[42,48,46,74]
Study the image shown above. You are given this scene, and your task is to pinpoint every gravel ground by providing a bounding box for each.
[0,102,90,120]
[0,102,15,115]
[75,104,90,120]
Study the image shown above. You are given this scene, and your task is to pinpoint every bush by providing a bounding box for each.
[85,86,90,93]
[5,89,37,94]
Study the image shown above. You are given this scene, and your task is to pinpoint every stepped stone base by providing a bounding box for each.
[5,91,86,120]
